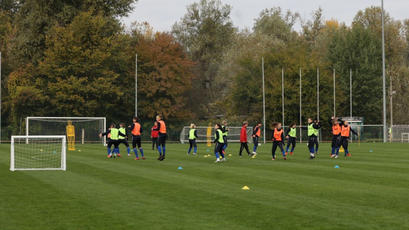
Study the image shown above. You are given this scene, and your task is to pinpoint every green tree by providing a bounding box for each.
[254,7,299,43]
[8,12,128,125]
[172,0,236,117]
[10,0,137,64]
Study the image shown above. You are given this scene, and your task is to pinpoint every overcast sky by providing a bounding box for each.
[122,0,409,31]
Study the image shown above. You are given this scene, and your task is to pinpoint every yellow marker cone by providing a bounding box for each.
[339,146,344,153]
[242,186,250,191]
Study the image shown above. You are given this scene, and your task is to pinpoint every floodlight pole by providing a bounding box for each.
[333,68,336,117]
[299,67,302,143]
[390,74,393,142]
[135,54,138,117]
[381,0,387,143]
[282,68,285,127]
[317,67,320,120]
[350,69,353,118]
[0,52,2,144]
[262,57,266,144]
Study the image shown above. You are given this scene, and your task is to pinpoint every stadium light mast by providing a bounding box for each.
[350,69,353,118]
[135,54,138,117]
[0,51,2,143]
[262,57,266,144]
[381,0,387,143]
[299,67,302,143]
[390,75,395,142]
[282,68,285,127]
[317,67,320,120]
[333,68,336,117]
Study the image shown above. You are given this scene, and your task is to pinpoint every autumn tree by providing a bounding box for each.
[130,25,194,122]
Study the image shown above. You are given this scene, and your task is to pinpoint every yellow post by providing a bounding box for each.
[206,122,212,147]
[66,120,76,151]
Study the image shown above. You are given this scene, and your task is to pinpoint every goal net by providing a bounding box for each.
[390,125,409,142]
[26,117,106,145]
[10,136,66,171]
[180,126,254,144]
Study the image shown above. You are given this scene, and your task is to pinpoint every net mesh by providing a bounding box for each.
[12,136,65,171]
[180,126,253,143]
[391,125,409,142]
[27,118,105,144]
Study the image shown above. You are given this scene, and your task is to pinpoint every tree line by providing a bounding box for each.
[1,0,408,139]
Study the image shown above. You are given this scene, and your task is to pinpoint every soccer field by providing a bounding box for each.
[1,142,409,230]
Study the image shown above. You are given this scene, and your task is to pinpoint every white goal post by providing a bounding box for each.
[401,133,409,143]
[10,135,66,171]
[26,117,106,145]
[180,126,254,144]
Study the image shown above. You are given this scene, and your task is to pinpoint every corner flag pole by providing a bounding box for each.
[381,0,387,143]
[135,54,138,117]
[262,57,266,144]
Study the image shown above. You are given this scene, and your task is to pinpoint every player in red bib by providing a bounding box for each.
[151,121,159,150]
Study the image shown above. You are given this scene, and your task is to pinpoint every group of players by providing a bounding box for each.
[100,115,357,163]
[187,116,357,162]
[99,115,168,161]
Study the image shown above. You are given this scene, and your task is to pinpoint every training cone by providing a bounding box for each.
[178,166,183,170]
[334,165,340,169]
[369,150,373,153]
[228,154,232,157]
[242,186,250,191]
[339,146,345,153]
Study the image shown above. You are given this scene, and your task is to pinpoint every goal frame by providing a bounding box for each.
[26,117,106,145]
[10,135,67,171]
[401,133,409,143]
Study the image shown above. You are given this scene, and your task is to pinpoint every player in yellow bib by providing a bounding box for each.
[100,123,125,158]
[66,121,75,151]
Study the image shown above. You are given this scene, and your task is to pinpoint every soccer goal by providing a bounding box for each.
[180,126,254,144]
[10,136,66,171]
[26,117,106,145]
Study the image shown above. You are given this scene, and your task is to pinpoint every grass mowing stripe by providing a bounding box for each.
[1,143,409,229]
[68,149,408,221]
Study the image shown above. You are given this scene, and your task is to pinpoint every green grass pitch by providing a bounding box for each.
[1,142,409,230]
